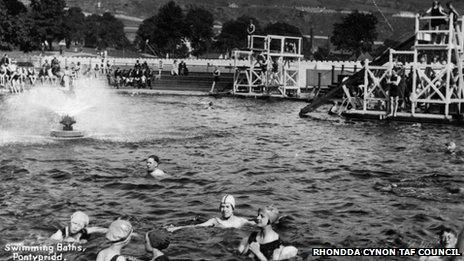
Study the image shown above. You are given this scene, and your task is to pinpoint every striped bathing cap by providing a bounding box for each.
[220,194,236,209]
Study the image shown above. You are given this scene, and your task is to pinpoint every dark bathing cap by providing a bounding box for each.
[147,228,170,250]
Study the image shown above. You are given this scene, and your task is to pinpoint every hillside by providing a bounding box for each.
[64,0,455,42]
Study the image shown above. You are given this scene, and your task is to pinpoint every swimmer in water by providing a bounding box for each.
[455,227,464,261]
[144,229,171,261]
[96,220,133,261]
[420,226,460,261]
[446,141,457,154]
[49,211,107,243]
[166,194,255,232]
[146,155,166,178]
[238,206,298,261]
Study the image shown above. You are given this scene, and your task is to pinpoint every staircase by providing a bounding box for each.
[115,71,234,92]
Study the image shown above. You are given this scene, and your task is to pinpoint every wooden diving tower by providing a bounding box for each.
[309,13,464,124]
[233,35,304,98]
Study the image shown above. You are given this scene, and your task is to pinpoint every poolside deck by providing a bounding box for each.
[343,109,464,125]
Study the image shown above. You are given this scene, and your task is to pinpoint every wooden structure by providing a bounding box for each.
[233,35,304,97]
[341,13,464,123]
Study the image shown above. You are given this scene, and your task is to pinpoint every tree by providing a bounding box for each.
[0,0,37,51]
[63,7,86,48]
[185,7,214,57]
[263,22,301,36]
[135,16,158,54]
[100,12,130,49]
[3,0,27,16]
[154,1,188,56]
[215,16,260,53]
[0,2,14,50]
[331,10,378,58]
[84,13,130,50]
[30,0,67,50]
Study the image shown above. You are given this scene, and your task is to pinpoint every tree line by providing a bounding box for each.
[0,0,129,52]
[0,0,380,60]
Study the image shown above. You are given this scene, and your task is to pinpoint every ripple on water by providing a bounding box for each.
[1,94,464,260]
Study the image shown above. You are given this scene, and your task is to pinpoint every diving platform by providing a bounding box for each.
[343,110,464,125]
[300,13,464,124]
[233,34,304,98]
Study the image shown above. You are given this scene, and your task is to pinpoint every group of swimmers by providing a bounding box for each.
[42,154,299,261]
[49,194,298,261]
[48,211,170,261]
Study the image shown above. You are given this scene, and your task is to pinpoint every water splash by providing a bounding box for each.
[0,77,127,144]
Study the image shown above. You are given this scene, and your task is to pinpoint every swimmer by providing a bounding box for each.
[455,227,464,261]
[146,155,165,178]
[49,211,107,243]
[144,229,171,261]
[446,142,457,154]
[96,220,133,261]
[166,194,255,232]
[420,227,460,261]
[238,206,298,261]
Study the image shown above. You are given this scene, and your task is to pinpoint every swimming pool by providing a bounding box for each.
[0,82,463,260]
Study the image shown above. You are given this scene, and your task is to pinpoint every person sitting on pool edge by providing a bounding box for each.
[97,219,133,261]
[166,194,255,232]
[238,206,298,261]
[144,228,171,261]
[49,211,107,243]
[147,155,165,178]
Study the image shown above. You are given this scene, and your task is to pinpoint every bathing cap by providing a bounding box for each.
[146,228,170,250]
[71,211,89,226]
[220,194,235,209]
[258,206,279,225]
[106,220,133,242]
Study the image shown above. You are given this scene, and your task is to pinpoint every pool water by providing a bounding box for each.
[0,84,463,261]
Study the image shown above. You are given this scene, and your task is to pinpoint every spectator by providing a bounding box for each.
[182,62,188,76]
[171,60,178,76]
[178,61,184,76]
[424,1,447,44]
[114,67,121,89]
[210,66,220,93]
[145,66,152,88]
[157,60,163,78]
[388,67,401,117]
[247,19,256,49]
[142,61,149,70]
[0,54,10,66]
[134,60,141,70]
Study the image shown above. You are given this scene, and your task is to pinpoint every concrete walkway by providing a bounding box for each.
[114,88,214,96]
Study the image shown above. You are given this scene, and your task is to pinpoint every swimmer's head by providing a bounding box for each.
[256,206,279,227]
[147,155,160,172]
[439,227,457,248]
[106,220,133,244]
[219,194,235,218]
[145,228,170,252]
[70,211,89,234]
[446,141,456,152]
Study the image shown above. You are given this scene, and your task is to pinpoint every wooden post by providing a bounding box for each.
[317,72,321,89]
[331,65,335,84]
[363,59,369,112]
[445,14,454,118]
[412,49,417,116]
